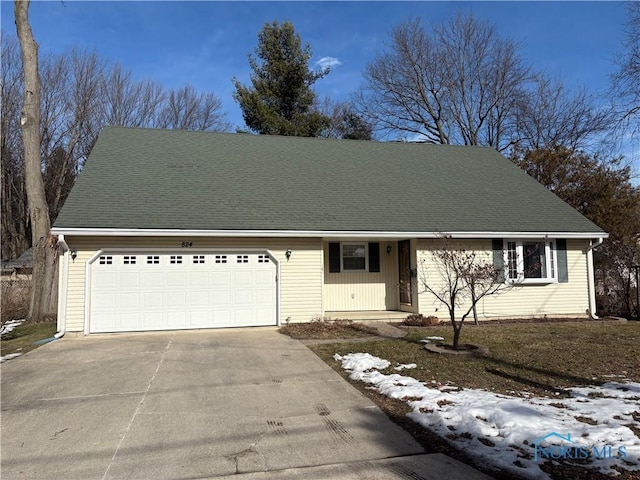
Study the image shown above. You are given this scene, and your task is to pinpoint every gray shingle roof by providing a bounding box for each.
[53,126,605,235]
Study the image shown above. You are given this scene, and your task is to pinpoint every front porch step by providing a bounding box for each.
[324,311,410,322]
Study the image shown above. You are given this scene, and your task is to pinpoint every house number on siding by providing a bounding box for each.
[181,242,193,247]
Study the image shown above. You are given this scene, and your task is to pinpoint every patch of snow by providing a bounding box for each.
[336,352,640,479]
[0,319,24,336]
[0,353,22,363]
[394,363,417,371]
[422,336,445,343]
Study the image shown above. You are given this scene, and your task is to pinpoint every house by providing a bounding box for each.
[51,127,607,334]
[1,248,33,281]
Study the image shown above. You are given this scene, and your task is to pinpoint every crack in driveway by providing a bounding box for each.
[101,333,175,480]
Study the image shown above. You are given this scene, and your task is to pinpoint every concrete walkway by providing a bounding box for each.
[1,328,491,480]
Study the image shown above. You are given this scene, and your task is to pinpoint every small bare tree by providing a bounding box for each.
[418,238,514,349]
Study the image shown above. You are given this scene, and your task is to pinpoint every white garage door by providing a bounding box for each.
[89,252,277,333]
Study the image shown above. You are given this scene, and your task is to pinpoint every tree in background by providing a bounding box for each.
[612,2,640,132]
[514,75,611,152]
[513,146,640,317]
[317,98,373,140]
[14,0,57,322]
[357,14,529,150]
[357,13,610,152]
[1,31,230,263]
[233,21,330,137]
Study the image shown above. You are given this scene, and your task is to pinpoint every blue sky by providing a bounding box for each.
[1,1,637,168]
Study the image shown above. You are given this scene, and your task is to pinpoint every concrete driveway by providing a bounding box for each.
[1,328,490,480]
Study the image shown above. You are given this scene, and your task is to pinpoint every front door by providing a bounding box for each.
[398,240,412,304]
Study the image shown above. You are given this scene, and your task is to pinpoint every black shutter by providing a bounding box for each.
[369,242,380,272]
[328,242,341,273]
[556,239,568,283]
[492,239,505,282]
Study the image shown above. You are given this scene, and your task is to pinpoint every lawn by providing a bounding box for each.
[300,320,640,480]
[0,320,57,361]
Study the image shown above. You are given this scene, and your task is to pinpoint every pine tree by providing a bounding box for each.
[233,21,329,137]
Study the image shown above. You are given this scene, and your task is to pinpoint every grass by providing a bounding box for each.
[1,320,57,358]
[302,320,640,480]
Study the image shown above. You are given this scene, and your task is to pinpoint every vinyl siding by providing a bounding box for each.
[416,239,590,320]
[323,241,399,311]
[62,236,323,332]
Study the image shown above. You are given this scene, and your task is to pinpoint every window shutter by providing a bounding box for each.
[492,239,505,282]
[328,242,341,273]
[556,239,568,283]
[368,242,380,272]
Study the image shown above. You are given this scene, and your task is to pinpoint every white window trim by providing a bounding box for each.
[504,239,558,285]
[341,242,368,272]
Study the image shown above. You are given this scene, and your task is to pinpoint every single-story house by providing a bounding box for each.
[52,127,607,334]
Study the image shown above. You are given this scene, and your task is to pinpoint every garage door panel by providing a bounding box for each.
[190,290,210,306]
[120,272,140,288]
[167,291,187,307]
[119,292,140,309]
[90,252,277,333]
[93,271,117,288]
[142,271,163,287]
[142,292,163,308]
[189,271,210,286]
[167,272,187,286]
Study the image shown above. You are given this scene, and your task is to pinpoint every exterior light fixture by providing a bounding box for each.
[285,249,292,260]
[386,245,392,254]
[71,249,77,261]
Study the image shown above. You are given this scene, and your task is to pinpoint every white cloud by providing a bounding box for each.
[315,56,342,70]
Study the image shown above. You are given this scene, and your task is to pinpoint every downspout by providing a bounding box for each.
[35,235,68,344]
[586,238,604,320]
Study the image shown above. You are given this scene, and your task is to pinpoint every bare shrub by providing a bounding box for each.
[1,279,31,324]
[403,314,440,327]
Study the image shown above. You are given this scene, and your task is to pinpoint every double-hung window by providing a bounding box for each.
[341,243,367,271]
[504,240,558,283]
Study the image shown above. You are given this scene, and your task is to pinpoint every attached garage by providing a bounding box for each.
[88,250,278,333]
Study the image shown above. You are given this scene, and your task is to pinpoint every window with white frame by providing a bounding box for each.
[505,240,557,283]
[342,243,367,271]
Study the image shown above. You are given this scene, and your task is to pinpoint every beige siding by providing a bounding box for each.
[62,236,323,332]
[416,239,590,320]
[323,241,399,311]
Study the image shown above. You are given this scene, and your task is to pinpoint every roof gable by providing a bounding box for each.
[53,126,605,236]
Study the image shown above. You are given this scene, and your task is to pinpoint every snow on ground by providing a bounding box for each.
[394,363,417,371]
[0,319,23,336]
[334,352,640,479]
[0,353,22,363]
[0,320,24,363]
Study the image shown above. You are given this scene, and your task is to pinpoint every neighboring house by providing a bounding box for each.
[1,248,33,281]
[51,127,607,334]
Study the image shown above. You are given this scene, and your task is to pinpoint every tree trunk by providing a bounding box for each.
[15,0,58,322]
[452,323,461,350]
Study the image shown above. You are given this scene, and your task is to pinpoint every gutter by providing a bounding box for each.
[586,238,605,319]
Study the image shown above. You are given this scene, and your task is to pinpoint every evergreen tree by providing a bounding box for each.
[233,21,330,136]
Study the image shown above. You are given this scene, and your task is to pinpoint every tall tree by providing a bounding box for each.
[357,14,530,150]
[14,0,58,321]
[233,21,330,136]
